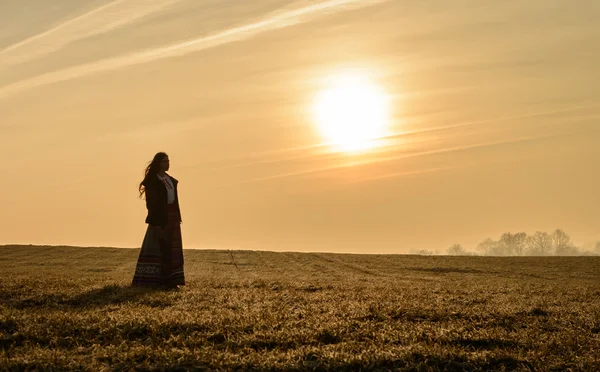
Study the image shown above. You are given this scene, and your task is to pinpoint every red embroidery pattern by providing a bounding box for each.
[160,175,173,190]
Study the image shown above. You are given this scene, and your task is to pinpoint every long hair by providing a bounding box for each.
[139,152,168,198]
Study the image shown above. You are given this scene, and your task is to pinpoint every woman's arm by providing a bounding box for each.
[145,184,155,212]
[145,182,167,228]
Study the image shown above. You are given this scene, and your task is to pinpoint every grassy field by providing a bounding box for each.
[1,245,599,371]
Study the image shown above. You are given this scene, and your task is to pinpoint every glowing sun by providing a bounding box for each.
[313,72,390,152]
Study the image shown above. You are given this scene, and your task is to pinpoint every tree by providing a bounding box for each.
[594,242,600,255]
[416,249,434,255]
[552,229,579,256]
[476,238,501,256]
[447,244,467,255]
[527,232,553,256]
[499,232,528,256]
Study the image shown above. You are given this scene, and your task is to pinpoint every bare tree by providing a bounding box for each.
[527,231,553,256]
[514,232,528,256]
[552,229,579,256]
[475,230,582,256]
[477,238,501,256]
[447,244,467,255]
[416,249,434,255]
[499,232,528,256]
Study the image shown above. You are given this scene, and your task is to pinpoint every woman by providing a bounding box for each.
[132,152,185,288]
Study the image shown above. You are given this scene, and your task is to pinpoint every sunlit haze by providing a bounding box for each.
[1,1,599,253]
[313,71,390,152]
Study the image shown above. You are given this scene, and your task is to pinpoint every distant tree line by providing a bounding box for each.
[439,229,600,256]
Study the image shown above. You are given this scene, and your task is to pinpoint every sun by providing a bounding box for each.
[313,72,390,153]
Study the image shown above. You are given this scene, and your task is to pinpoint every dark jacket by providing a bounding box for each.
[143,173,182,228]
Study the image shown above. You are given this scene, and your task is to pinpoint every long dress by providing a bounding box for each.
[132,201,185,287]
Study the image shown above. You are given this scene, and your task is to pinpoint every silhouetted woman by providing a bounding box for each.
[132,152,185,288]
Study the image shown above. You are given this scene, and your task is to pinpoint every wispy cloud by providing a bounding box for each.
[219,133,561,187]
[345,166,456,185]
[0,0,388,100]
[387,103,600,139]
[191,103,598,173]
[0,0,181,67]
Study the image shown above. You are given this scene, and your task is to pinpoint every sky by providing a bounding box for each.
[1,0,599,253]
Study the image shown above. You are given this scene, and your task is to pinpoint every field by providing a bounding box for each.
[1,245,599,371]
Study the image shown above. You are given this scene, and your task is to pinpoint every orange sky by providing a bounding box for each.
[1,0,599,253]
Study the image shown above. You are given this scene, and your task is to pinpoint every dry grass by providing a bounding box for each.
[1,245,599,371]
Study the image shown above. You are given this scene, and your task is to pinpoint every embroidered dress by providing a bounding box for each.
[132,174,184,288]
[157,173,175,204]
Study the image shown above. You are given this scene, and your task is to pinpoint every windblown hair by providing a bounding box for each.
[139,152,168,198]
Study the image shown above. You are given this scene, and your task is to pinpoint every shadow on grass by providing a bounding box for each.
[411,267,489,274]
[449,337,521,350]
[6,284,174,309]
[1,319,210,351]
[386,308,469,323]
[293,352,534,371]
[148,352,535,371]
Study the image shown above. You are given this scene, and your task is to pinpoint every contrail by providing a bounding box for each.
[0,0,388,100]
[285,166,461,196]
[349,166,455,184]
[383,102,600,142]
[0,0,181,66]
[220,133,561,186]
[192,103,598,173]
[0,0,124,55]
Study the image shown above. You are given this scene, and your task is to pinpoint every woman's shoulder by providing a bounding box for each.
[167,174,179,185]
[142,175,161,187]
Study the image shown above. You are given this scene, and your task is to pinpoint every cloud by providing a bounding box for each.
[219,132,561,187]
[0,0,181,66]
[0,0,388,100]
[191,102,599,173]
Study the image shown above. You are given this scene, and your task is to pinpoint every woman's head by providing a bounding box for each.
[139,152,169,197]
